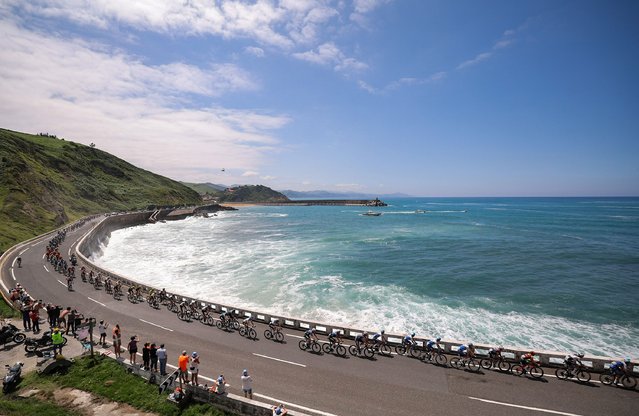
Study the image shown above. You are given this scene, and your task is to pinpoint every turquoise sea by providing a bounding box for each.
[94,198,639,357]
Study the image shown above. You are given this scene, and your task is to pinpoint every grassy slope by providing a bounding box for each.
[181,182,224,196]
[8,355,232,416]
[0,129,202,252]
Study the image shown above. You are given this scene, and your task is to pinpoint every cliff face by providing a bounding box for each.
[0,128,201,251]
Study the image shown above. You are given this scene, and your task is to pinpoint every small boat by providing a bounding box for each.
[362,210,382,216]
[415,209,425,214]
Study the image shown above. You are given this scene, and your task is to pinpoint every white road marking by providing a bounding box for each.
[43,265,49,273]
[0,279,10,293]
[88,297,106,307]
[253,392,340,416]
[57,279,67,287]
[139,319,174,332]
[286,333,304,339]
[42,254,46,260]
[11,257,16,267]
[30,241,40,247]
[68,248,71,256]
[19,247,30,255]
[468,396,584,416]
[252,353,306,368]
[11,268,16,281]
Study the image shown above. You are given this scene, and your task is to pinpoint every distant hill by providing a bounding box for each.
[219,185,289,203]
[0,128,201,252]
[181,182,226,195]
[280,190,413,199]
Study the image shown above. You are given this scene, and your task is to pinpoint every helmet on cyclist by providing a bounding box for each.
[311,328,316,333]
[411,332,416,337]
[625,357,631,363]
[436,337,441,342]
[497,346,504,351]
[381,329,385,334]
[530,351,535,355]
[576,352,584,358]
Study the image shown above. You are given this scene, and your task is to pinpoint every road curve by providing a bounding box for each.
[1,220,637,416]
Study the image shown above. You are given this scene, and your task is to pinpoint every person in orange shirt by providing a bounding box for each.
[178,350,189,384]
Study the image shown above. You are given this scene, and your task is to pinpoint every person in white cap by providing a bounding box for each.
[190,351,200,385]
[241,369,253,399]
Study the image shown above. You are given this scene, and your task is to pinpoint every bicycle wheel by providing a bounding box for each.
[497,360,511,372]
[379,344,391,356]
[555,368,569,380]
[435,353,447,366]
[298,340,308,351]
[599,373,614,385]
[409,347,422,359]
[275,332,284,343]
[450,357,461,369]
[206,316,214,326]
[512,365,525,376]
[349,345,358,356]
[215,320,223,330]
[468,359,480,372]
[264,329,273,340]
[480,358,493,370]
[249,328,257,339]
[232,320,240,330]
[395,345,406,355]
[363,348,374,359]
[530,366,544,379]
[621,375,637,389]
[322,343,331,354]
[336,345,346,357]
[311,342,321,354]
[576,370,591,383]
[239,327,247,337]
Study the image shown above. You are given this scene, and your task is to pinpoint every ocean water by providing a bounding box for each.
[93,198,639,357]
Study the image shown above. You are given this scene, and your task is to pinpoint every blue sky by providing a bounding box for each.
[1,0,638,196]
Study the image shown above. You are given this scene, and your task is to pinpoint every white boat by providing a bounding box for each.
[415,209,425,214]
[362,210,382,216]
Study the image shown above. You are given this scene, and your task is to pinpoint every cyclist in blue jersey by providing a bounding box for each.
[328,329,342,345]
[304,328,318,344]
[426,337,442,353]
[371,330,385,348]
[355,332,369,350]
[458,344,468,357]
[610,358,631,384]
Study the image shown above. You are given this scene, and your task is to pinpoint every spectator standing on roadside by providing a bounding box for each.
[241,369,253,399]
[112,324,122,358]
[178,351,189,384]
[150,343,158,372]
[157,344,167,375]
[20,300,31,331]
[190,352,200,385]
[66,309,76,336]
[46,303,55,327]
[98,321,108,346]
[128,336,139,365]
[142,343,150,370]
[52,305,61,328]
[59,306,69,330]
[52,327,64,355]
[30,307,40,333]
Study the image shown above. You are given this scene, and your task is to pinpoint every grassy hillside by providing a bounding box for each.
[0,128,201,252]
[219,185,289,203]
[181,181,225,196]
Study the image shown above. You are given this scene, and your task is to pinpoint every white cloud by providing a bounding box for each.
[244,46,265,57]
[242,171,260,177]
[456,52,493,70]
[350,0,392,27]
[358,71,446,94]
[261,175,276,180]
[293,42,367,72]
[0,20,290,182]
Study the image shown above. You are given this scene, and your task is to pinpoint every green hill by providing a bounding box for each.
[219,185,289,203]
[180,182,225,196]
[0,128,201,252]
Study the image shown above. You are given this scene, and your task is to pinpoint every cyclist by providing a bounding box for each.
[160,288,167,302]
[564,353,584,375]
[426,337,442,354]
[403,332,416,348]
[105,277,112,292]
[17,257,22,268]
[371,330,385,349]
[219,311,228,326]
[458,344,469,359]
[80,267,87,282]
[488,345,503,359]
[269,318,282,333]
[135,285,142,299]
[355,332,369,350]
[610,358,631,384]
[520,351,536,366]
[243,316,254,329]
[113,281,122,296]
[179,300,189,316]
[328,329,342,346]
[66,274,73,290]
[467,343,476,359]
[304,328,318,345]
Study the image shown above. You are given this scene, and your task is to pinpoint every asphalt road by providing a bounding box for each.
[1,220,637,416]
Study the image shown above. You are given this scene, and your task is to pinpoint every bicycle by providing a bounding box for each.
[395,342,423,359]
[424,348,448,366]
[450,356,481,372]
[113,287,122,300]
[177,309,192,322]
[600,371,637,389]
[216,317,237,331]
[555,364,591,383]
[480,355,511,372]
[264,327,285,343]
[349,343,375,359]
[199,310,215,326]
[239,323,257,339]
[512,361,545,379]
[322,340,347,357]
[371,340,392,356]
[166,298,179,313]
[298,338,322,354]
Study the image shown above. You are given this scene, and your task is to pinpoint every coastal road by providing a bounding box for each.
[2,220,637,416]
